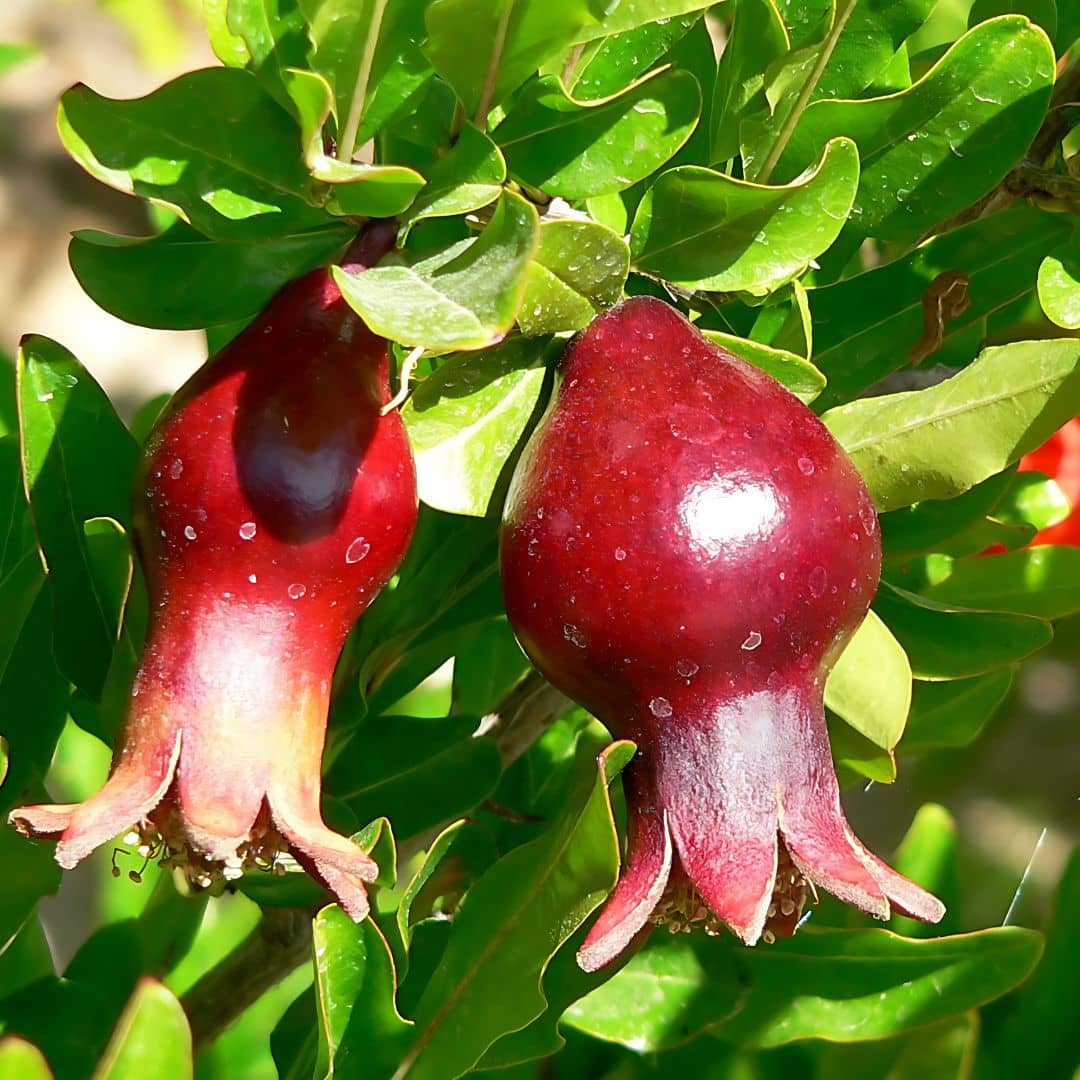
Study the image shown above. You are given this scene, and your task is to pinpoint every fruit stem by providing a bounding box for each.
[340,217,399,272]
[754,0,857,185]
[336,0,390,163]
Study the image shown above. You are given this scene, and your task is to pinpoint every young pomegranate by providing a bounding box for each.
[10,220,417,920]
[500,296,944,971]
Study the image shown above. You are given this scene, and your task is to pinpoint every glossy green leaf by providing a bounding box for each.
[423,0,597,118]
[403,337,549,516]
[825,610,911,751]
[58,68,331,241]
[709,0,787,163]
[571,1,716,41]
[334,190,539,350]
[495,70,700,201]
[701,330,825,403]
[221,0,309,108]
[329,714,502,841]
[874,583,1052,680]
[0,1038,50,1080]
[563,934,743,1052]
[817,1013,977,1080]
[517,220,629,337]
[811,204,1072,409]
[401,123,506,230]
[1037,245,1080,330]
[969,0,1057,40]
[630,138,860,295]
[451,616,531,716]
[311,907,411,1077]
[824,339,1080,512]
[997,471,1071,531]
[901,669,1013,751]
[758,18,1056,244]
[925,546,1080,619]
[890,804,960,939]
[571,13,700,101]
[714,926,1042,1048]
[18,336,139,699]
[395,739,633,1080]
[69,221,353,330]
[204,0,250,66]
[91,980,191,1080]
[829,711,898,785]
[299,0,431,146]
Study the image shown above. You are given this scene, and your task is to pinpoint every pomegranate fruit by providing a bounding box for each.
[500,296,944,971]
[10,220,417,921]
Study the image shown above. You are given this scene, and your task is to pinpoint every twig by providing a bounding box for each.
[485,670,575,766]
[337,0,390,163]
[754,0,858,184]
[474,1,514,128]
[181,907,314,1052]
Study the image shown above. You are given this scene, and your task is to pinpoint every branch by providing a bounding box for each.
[181,906,314,1053]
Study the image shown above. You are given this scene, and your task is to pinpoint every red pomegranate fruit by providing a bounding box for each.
[500,296,944,971]
[10,220,417,921]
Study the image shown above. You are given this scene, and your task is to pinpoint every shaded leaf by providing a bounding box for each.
[91,979,191,1080]
[403,337,549,516]
[1038,245,1080,330]
[630,138,860,295]
[495,70,700,201]
[902,669,1013,752]
[890,804,960,939]
[824,339,1080,513]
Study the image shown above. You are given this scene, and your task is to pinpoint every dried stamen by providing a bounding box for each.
[763,839,810,943]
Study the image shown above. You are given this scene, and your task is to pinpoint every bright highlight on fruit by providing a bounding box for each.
[500,297,945,971]
[10,221,417,921]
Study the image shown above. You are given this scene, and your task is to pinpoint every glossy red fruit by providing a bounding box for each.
[10,220,417,920]
[501,296,944,971]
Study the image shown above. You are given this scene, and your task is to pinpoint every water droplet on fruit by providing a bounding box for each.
[287,583,306,600]
[239,521,257,540]
[248,573,257,584]
[614,547,627,561]
[170,459,184,479]
[183,525,197,540]
[809,566,828,597]
[676,659,699,678]
[797,457,814,476]
[563,623,587,648]
[649,696,673,718]
[741,630,762,651]
[345,537,370,564]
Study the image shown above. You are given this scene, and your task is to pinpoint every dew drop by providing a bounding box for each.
[809,566,828,598]
[563,623,587,648]
[741,630,762,651]
[287,583,306,600]
[614,546,627,561]
[248,573,257,584]
[239,521,257,540]
[170,459,184,479]
[345,537,370,564]
[183,525,197,541]
[527,538,540,556]
[797,456,815,476]
[676,659,699,678]
[649,696,673,718]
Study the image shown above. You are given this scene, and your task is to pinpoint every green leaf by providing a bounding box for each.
[495,70,700,201]
[874,582,1052,680]
[58,68,330,241]
[570,1,717,42]
[902,669,1013,751]
[69,221,353,330]
[829,711,897,785]
[824,610,911,751]
[890,804,960,939]
[0,44,35,76]
[403,337,549,516]
[0,801,61,959]
[423,0,598,118]
[710,0,788,163]
[969,0,1057,40]
[92,979,191,1080]
[700,330,825,403]
[394,739,634,1079]
[757,17,1056,244]
[328,714,502,841]
[924,546,1080,619]
[311,907,411,1077]
[401,123,506,231]
[811,204,1072,409]
[630,138,860,296]
[563,934,743,1052]
[204,0,251,67]
[817,1013,977,1080]
[1038,245,1080,330]
[451,617,531,716]
[298,0,432,147]
[0,1038,50,1080]
[18,336,139,700]
[713,926,1043,1048]
[517,220,629,337]
[997,471,1071,531]
[824,339,1080,513]
[222,0,309,108]
[333,189,539,351]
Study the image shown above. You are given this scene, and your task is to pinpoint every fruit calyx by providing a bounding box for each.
[499,296,945,970]
[10,219,418,920]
